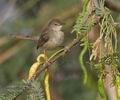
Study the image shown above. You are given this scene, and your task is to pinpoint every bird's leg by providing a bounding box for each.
[43,48,64,65]
[44,50,48,60]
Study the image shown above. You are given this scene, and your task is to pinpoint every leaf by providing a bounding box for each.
[26,80,45,100]
[115,75,120,100]
[98,78,106,100]
[0,81,28,100]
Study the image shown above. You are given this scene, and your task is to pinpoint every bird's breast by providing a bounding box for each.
[43,31,64,49]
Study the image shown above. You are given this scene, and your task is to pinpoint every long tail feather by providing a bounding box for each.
[11,34,39,43]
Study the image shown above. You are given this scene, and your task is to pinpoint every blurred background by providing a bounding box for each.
[0,0,120,100]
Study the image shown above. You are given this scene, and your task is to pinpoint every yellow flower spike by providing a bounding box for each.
[44,69,51,100]
[28,52,51,100]
[28,53,47,80]
[28,62,41,80]
[37,54,47,63]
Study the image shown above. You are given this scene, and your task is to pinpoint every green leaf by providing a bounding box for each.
[26,80,45,100]
[115,75,120,100]
[0,81,28,100]
[98,78,106,100]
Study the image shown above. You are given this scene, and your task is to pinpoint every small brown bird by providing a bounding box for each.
[13,19,65,50]
[37,19,64,50]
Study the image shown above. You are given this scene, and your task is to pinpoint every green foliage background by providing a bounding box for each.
[0,0,120,100]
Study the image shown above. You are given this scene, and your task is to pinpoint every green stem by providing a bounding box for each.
[79,41,88,84]
[48,49,64,61]
[83,0,89,13]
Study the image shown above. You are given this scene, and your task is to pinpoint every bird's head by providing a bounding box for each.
[48,19,65,31]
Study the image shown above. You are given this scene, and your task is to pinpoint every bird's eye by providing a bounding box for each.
[54,23,60,25]
[54,23,58,25]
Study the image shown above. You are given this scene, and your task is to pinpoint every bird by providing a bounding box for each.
[37,19,64,50]
[12,19,65,50]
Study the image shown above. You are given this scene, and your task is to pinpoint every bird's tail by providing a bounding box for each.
[11,34,39,43]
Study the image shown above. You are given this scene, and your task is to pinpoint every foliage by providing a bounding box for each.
[26,80,45,100]
[0,0,120,99]
[73,0,120,99]
[0,80,45,100]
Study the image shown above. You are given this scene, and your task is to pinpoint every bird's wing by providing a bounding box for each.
[36,30,49,49]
